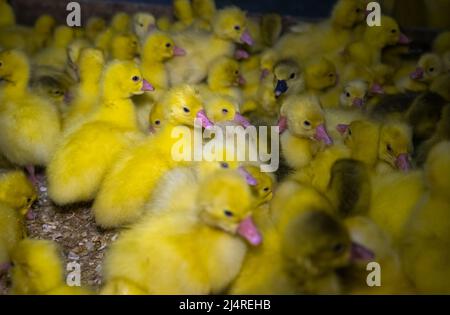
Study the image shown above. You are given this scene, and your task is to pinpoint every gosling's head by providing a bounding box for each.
[331,0,366,29]
[340,80,369,108]
[0,170,37,216]
[378,121,413,171]
[162,85,210,128]
[213,7,253,46]
[142,31,186,61]
[279,94,333,145]
[110,33,139,61]
[197,169,262,246]
[410,53,444,82]
[243,165,274,206]
[207,57,244,89]
[101,60,154,98]
[281,210,352,276]
[304,58,338,91]
[273,59,304,98]
[132,12,156,39]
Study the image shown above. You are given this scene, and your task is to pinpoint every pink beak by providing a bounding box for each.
[0,262,12,273]
[26,209,36,220]
[147,24,156,32]
[148,125,156,134]
[141,79,155,92]
[173,45,186,56]
[336,124,349,135]
[237,75,246,85]
[351,242,375,262]
[238,166,258,186]
[237,216,262,246]
[396,153,411,171]
[64,91,73,104]
[370,83,384,95]
[234,112,251,128]
[260,68,270,81]
[277,116,288,134]
[315,124,333,145]
[196,109,214,129]
[410,67,424,80]
[240,30,254,46]
[398,33,411,45]
[352,97,364,108]
[234,49,249,60]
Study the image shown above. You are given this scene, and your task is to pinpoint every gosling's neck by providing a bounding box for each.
[94,89,139,130]
[141,59,168,90]
[363,32,387,50]
[155,118,198,154]
[211,33,235,53]
[79,74,101,95]
[142,49,167,64]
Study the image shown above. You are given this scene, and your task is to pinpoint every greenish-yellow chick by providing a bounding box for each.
[10,239,92,295]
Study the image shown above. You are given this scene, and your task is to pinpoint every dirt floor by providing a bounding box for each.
[0,157,291,295]
[0,174,118,294]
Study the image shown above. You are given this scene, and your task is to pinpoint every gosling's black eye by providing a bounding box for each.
[26,197,32,203]
[332,243,345,253]
[182,107,190,113]
[387,144,393,153]
[235,70,239,74]
[139,23,144,27]
[290,73,295,79]
[234,25,240,31]
[303,120,311,127]
[356,8,361,13]
[0,61,3,67]
[222,108,229,114]
[132,75,140,82]
[348,128,352,136]
[263,187,270,192]
[328,73,334,78]
[165,42,171,48]
[429,67,435,72]
[220,162,229,169]
[391,29,397,34]
[346,92,351,97]
[224,209,234,217]
[154,120,160,125]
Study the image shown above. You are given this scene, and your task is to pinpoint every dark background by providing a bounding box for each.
[119,0,337,18]
[9,0,335,28]
[9,0,337,24]
[8,0,450,31]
